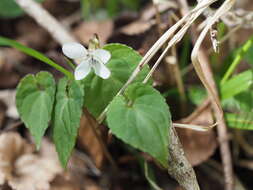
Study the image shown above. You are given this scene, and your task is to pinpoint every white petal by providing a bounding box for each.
[92,61,111,79]
[74,60,91,80]
[93,49,111,64]
[62,42,87,59]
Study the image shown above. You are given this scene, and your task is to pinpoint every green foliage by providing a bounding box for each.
[0,0,44,18]
[121,0,139,10]
[83,43,150,118]
[221,35,253,84]
[16,72,56,148]
[188,86,207,105]
[244,39,253,65]
[81,0,141,18]
[106,83,170,168]
[12,41,171,168]
[226,113,253,130]
[52,78,84,167]
[220,37,253,130]
[220,70,253,100]
[222,90,253,130]
[0,36,73,79]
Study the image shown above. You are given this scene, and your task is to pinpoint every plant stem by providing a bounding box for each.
[221,36,253,84]
[0,36,74,79]
[97,0,216,124]
[14,0,76,45]
[167,126,200,190]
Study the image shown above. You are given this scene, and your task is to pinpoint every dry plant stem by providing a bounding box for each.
[155,2,186,109]
[190,1,235,190]
[154,4,163,37]
[84,110,118,171]
[155,3,186,108]
[97,0,217,123]
[14,0,77,45]
[168,125,200,190]
[181,99,211,123]
[179,0,235,189]
[191,0,236,116]
[143,0,217,83]
[119,0,217,93]
[207,23,243,54]
[171,46,187,115]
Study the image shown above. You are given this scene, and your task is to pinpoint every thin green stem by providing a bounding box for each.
[0,36,74,79]
[64,57,76,70]
[221,36,253,84]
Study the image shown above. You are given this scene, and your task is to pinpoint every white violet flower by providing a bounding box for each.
[62,42,111,80]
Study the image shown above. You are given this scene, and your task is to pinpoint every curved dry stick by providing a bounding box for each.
[97,0,217,123]
[14,0,77,45]
[191,1,236,189]
[191,0,236,118]
[143,0,217,83]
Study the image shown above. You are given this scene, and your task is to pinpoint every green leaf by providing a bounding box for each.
[83,43,151,118]
[52,78,84,167]
[106,83,170,168]
[220,70,253,100]
[241,36,253,65]
[221,35,253,84]
[0,36,73,79]
[188,85,207,105]
[226,113,253,130]
[0,0,44,18]
[16,71,56,148]
[121,0,140,10]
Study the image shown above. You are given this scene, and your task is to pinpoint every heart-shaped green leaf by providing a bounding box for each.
[106,83,170,168]
[16,71,56,148]
[52,78,84,167]
[83,43,150,118]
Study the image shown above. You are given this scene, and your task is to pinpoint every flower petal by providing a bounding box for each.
[62,42,87,59]
[92,61,111,79]
[93,49,111,64]
[74,60,91,80]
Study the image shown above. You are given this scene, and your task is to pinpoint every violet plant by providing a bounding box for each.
[0,36,170,168]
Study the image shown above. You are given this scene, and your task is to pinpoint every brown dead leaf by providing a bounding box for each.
[0,132,32,184]
[177,108,217,166]
[119,2,177,36]
[0,132,63,190]
[0,67,19,89]
[0,90,18,119]
[74,20,113,46]
[120,20,155,36]
[78,115,104,168]
[51,175,80,190]
[85,180,102,190]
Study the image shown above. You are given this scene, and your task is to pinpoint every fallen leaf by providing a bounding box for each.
[78,114,104,168]
[0,90,18,119]
[50,175,80,190]
[177,108,217,166]
[120,20,155,36]
[119,2,177,36]
[0,132,63,190]
[74,20,113,46]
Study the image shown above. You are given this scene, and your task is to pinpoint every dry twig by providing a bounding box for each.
[179,0,235,189]
[14,0,77,45]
